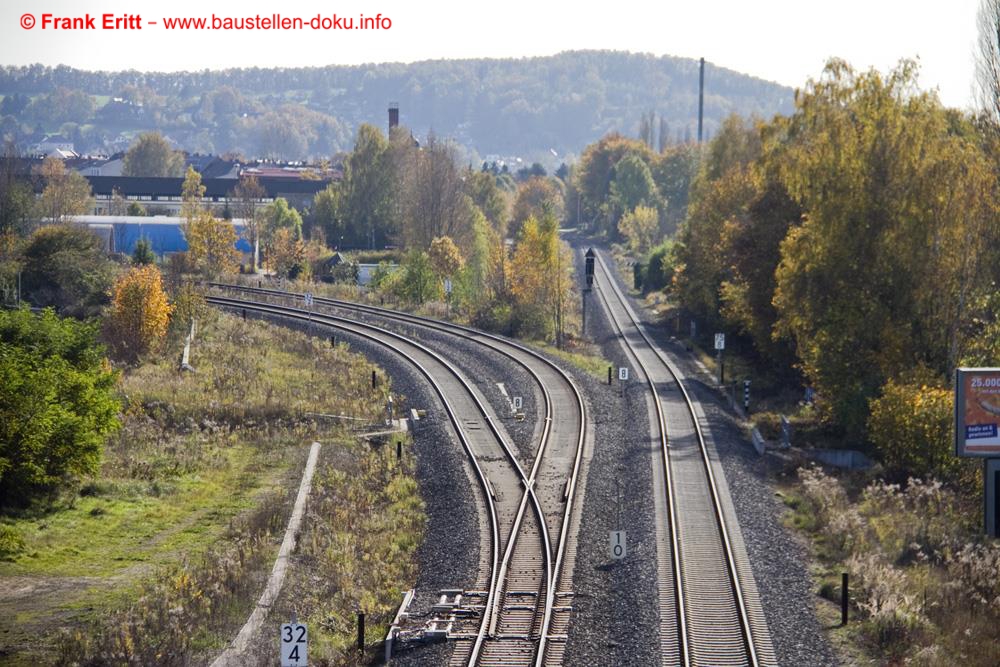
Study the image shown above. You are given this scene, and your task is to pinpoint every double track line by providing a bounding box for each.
[208,286,589,666]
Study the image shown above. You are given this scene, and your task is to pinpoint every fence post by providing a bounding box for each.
[841,573,849,626]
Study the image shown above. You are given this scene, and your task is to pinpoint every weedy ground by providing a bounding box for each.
[780,465,1000,666]
[0,311,415,665]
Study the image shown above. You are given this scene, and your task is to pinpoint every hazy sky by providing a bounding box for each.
[0,0,983,109]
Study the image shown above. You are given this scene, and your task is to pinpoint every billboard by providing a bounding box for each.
[955,368,1000,457]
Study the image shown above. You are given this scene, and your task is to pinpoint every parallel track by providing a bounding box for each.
[208,287,589,666]
[590,250,776,667]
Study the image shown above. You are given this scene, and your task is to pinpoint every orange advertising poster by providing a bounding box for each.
[961,370,1000,453]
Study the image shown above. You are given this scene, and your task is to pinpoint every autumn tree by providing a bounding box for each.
[260,197,303,271]
[268,227,308,279]
[180,165,206,223]
[231,175,266,271]
[772,60,1000,435]
[107,264,173,362]
[428,236,464,278]
[672,115,761,327]
[123,132,185,177]
[184,209,240,277]
[511,177,564,239]
[510,213,574,345]
[618,205,659,256]
[397,134,476,250]
[36,157,93,222]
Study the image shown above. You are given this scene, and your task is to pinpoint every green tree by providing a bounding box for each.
[0,308,120,506]
[19,225,115,317]
[122,132,185,177]
[343,124,394,248]
[311,183,343,248]
[36,157,93,223]
[0,143,34,239]
[126,202,147,217]
[610,151,661,218]
[132,238,155,265]
[464,170,509,235]
[395,250,440,304]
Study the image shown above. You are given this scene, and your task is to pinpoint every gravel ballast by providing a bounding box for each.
[577,244,839,667]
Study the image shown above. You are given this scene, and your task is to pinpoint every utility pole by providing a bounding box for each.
[698,57,705,144]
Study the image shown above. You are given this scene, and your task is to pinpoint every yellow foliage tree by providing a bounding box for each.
[428,236,464,278]
[184,209,240,276]
[618,205,660,256]
[108,264,173,361]
[268,226,308,279]
[510,214,574,344]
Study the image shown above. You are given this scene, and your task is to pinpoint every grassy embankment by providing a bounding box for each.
[0,309,423,665]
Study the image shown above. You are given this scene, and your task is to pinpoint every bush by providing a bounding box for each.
[643,240,675,293]
[868,378,972,486]
[18,225,115,317]
[0,308,121,506]
[0,523,25,559]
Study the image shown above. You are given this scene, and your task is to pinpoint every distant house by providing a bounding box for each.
[33,135,77,158]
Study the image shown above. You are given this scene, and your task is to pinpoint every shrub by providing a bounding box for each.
[868,378,971,486]
[107,265,173,362]
[0,308,121,506]
[0,523,25,559]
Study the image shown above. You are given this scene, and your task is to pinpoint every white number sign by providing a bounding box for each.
[513,396,523,410]
[714,333,725,350]
[303,292,314,307]
[281,623,308,666]
[618,367,629,381]
[609,530,627,559]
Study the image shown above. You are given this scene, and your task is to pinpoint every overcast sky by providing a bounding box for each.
[0,0,982,110]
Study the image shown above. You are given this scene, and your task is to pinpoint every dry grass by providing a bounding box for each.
[788,466,999,665]
[0,311,395,664]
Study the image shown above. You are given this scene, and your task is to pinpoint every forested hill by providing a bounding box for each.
[0,51,794,163]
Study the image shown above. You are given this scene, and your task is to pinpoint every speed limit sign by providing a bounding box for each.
[281,622,307,666]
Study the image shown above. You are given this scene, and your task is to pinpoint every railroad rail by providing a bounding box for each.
[589,250,776,667]
[207,287,589,666]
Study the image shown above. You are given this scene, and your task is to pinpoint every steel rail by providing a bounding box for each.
[209,282,588,666]
[590,250,760,667]
[206,294,560,664]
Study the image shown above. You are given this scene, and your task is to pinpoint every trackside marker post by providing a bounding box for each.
[280,621,307,666]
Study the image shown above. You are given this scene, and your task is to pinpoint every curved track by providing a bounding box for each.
[207,287,589,666]
[589,250,777,667]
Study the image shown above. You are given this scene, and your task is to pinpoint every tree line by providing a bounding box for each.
[577,59,1000,485]
[0,51,792,161]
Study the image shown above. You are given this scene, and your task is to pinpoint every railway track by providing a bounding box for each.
[207,287,589,666]
[589,250,777,667]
